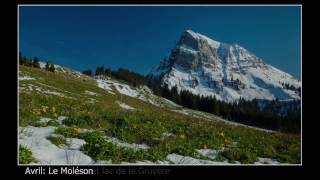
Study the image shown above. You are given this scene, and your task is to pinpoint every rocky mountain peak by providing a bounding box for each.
[149,30,300,102]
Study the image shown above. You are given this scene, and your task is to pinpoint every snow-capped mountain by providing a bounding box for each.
[149,30,301,102]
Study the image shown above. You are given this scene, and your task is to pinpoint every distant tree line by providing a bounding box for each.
[19,52,55,72]
[83,66,151,87]
[280,82,301,97]
[152,83,301,133]
[83,65,301,133]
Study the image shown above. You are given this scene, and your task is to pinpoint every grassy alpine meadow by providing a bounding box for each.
[19,145,37,164]
[18,66,301,164]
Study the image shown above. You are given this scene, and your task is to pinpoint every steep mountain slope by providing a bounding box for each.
[150,30,301,102]
[18,65,300,165]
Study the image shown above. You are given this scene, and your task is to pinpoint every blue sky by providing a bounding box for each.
[19,6,301,80]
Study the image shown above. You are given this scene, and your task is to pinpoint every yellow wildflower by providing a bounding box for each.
[73,128,80,133]
[219,132,224,137]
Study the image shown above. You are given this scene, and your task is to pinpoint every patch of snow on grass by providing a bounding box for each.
[161,132,175,137]
[196,149,221,160]
[97,78,181,108]
[166,153,229,164]
[19,126,94,165]
[121,160,170,165]
[39,117,52,123]
[104,136,150,151]
[39,62,46,69]
[35,82,76,96]
[116,101,135,110]
[96,160,113,164]
[26,84,41,92]
[254,157,280,165]
[166,151,281,165]
[114,83,139,98]
[153,132,175,141]
[19,87,26,92]
[87,98,97,104]
[96,79,113,91]
[79,128,94,133]
[42,90,64,97]
[66,138,87,150]
[172,109,189,116]
[57,116,68,125]
[84,90,98,96]
[19,75,35,81]
[24,84,68,98]
[97,78,141,98]
[96,79,115,95]
[107,91,116,95]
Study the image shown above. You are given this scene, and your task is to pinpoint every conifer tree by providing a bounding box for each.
[19,52,23,65]
[95,66,105,76]
[49,64,55,72]
[25,57,33,67]
[45,62,50,71]
[32,57,41,68]
[83,69,92,76]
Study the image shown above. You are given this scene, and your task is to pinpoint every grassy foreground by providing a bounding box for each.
[18,66,301,164]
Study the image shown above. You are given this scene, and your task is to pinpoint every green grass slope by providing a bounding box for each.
[18,66,301,164]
